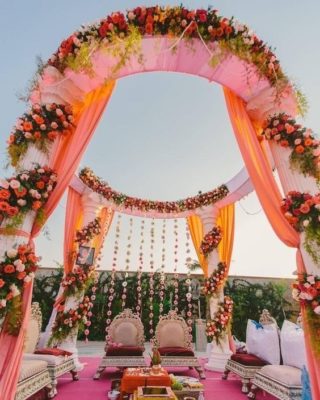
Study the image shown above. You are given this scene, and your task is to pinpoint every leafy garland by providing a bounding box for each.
[206,296,233,344]
[75,217,101,244]
[200,226,222,257]
[7,103,74,167]
[203,262,227,295]
[0,244,40,334]
[47,6,287,87]
[0,165,57,230]
[281,191,320,263]
[79,167,229,214]
[262,113,320,180]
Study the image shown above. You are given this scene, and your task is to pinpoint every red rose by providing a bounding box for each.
[0,279,5,288]
[98,22,109,38]
[198,12,207,23]
[14,186,27,198]
[36,181,45,190]
[4,264,15,274]
[17,271,26,280]
[33,131,41,139]
[300,203,310,214]
[0,189,10,200]
[32,201,42,210]
[18,245,28,255]
[7,206,19,216]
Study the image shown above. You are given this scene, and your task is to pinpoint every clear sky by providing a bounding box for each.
[0,1,319,277]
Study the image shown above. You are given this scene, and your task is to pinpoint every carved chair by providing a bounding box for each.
[23,302,79,398]
[154,310,205,379]
[94,308,146,380]
[222,309,278,394]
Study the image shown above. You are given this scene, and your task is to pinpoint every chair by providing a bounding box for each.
[94,308,146,380]
[23,303,79,398]
[222,309,278,394]
[154,310,205,379]
[248,365,302,400]
[15,360,52,400]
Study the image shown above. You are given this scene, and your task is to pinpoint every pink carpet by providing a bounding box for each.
[55,357,275,400]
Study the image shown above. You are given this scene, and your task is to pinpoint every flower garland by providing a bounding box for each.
[48,6,287,86]
[0,166,57,228]
[173,219,179,313]
[136,219,145,316]
[159,219,166,315]
[281,191,320,263]
[292,274,320,315]
[200,226,222,257]
[203,262,228,296]
[75,217,101,244]
[262,114,320,179]
[185,221,193,334]
[121,217,133,309]
[206,296,233,344]
[7,103,74,167]
[0,244,40,334]
[79,167,229,214]
[149,219,155,336]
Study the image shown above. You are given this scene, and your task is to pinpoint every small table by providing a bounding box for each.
[121,367,171,398]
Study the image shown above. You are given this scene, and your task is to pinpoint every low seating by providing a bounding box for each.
[94,309,146,379]
[23,303,78,398]
[248,365,302,400]
[16,359,52,400]
[155,311,205,379]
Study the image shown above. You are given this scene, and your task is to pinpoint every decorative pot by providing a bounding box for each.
[151,364,162,374]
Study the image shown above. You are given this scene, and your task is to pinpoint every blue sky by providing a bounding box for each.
[0,1,319,277]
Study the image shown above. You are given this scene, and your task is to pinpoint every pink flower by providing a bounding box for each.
[9,179,20,189]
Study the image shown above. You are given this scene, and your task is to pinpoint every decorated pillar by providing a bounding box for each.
[196,206,232,372]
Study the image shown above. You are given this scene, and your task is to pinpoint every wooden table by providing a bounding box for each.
[120,367,171,398]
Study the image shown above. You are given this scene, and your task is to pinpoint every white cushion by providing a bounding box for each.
[24,319,40,354]
[114,322,138,346]
[259,365,302,386]
[159,321,185,347]
[23,353,69,366]
[19,360,48,382]
[246,319,280,365]
[281,320,307,369]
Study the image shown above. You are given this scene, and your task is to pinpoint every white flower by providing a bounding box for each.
[9,179,20,189]
[17,199,27,206]
[20,174,29,181]
[10,284,20,297]
[50,122,58,129]
[307,275,315,284]
[0,299,7,308]
[37,168,44,174]
[13,259,22,267]
[15,119,24,129]
[24,276,31,283]
[7,248,18,258]
[47,185,52,192]
[0,179,9,189]
[294,138,302,145]
[315,204,320,210]
[56,109,63,117]
[29,272,35,279]
[16,263,25,272]
[299,291,313,301]
[40,124,46,130]
[313,305,320,315]
[24,132,32,139]
[303,220,310,227]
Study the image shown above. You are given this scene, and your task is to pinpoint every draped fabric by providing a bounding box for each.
[31,81,116,237]
[64,187,83,274]
[217,204,235,271]
[224,87,320,399]
[92,207,114,257]
[187,215,208,277]
[0,282,33,400]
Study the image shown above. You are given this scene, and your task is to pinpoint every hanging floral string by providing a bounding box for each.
[173,219,179,313]
[159,219,166,315]
[185,221,193,335]
[121,217,133,309]
[136,219,145,316]
[148,219,155,336]
[105,213,121,332]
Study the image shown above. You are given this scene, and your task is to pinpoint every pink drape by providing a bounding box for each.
[0,282,33,400]
[31,81,116,237]
[63,187,83,274]
[224,87,320,399]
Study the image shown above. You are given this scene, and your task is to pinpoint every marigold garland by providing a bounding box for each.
[206,296,233,344]
[262,113,320,179]
[0,244,40,335]
[200,226,222,257]
[7,103,74,167]
[204,262,227,295]
[79,167,229,214]
[281,191,320,263]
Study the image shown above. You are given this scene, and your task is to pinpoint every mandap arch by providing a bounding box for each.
[0,5,320,399]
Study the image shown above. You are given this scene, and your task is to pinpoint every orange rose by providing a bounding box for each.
[23,121,33,131]
[145,22,153,34]
[280,140,289,147]
[36,181,45,190]
[7,206,19,216]
[0,189,10,200]
[27,253,37,263]
[34,115,44,125]
[0,201,9,211]
[32,201,42,210]
[6,292,13,301]
[48,131,58,140]
[295,145,305,154]
[300,203,310,214]
[4,264,15,273]
[33,131,41,139]
[17,271,26,280]
[304,138,313,147]
[18,245,28,255]
[14,186,27,198]
[20,255,27,263]
[0,279,5,288]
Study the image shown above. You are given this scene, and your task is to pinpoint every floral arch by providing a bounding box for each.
[0,5,320,399]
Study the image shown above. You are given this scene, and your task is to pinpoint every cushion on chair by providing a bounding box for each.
[158,347,194,356]
[259,365,302,386]
[231,353,267,367]
[19,360,48,382]
[34,348,73,357]
[281,320,307,369]
[106,345,144,356]
[23,353,69,366]
[158,321,185,347]
[24,319,41,354]
[113,322,138,346]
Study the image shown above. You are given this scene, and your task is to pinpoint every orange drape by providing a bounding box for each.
[224,87,320,399]
[187,215,208,277]
[92,207,114,256]
[0,282,33,400]
[31,81,116,237]
[217,204,235,271]
[63,187,83,274]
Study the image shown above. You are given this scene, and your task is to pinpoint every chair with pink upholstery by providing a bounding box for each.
[154,311,205,379]
[94,308,146,379]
